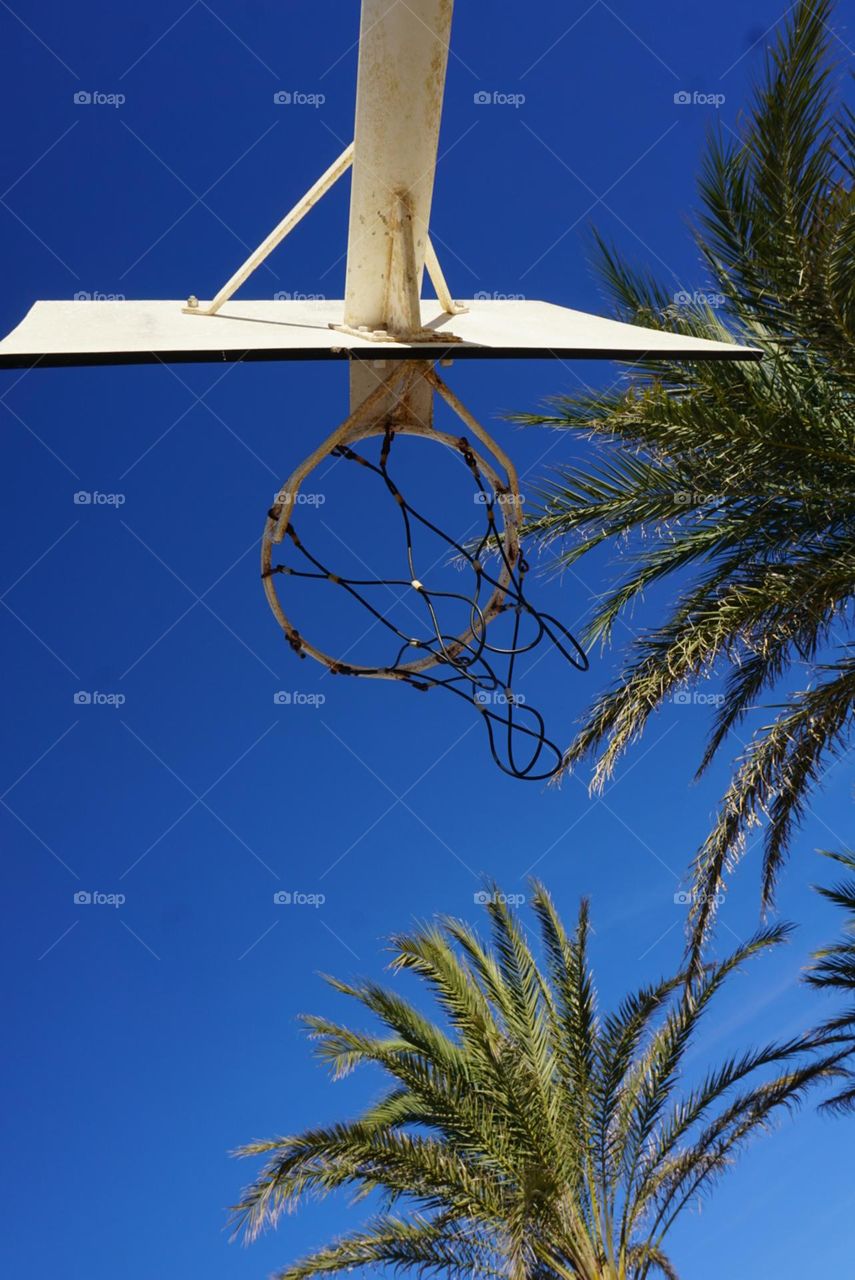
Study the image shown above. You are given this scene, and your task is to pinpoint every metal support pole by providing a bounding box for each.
[343,0,455,334]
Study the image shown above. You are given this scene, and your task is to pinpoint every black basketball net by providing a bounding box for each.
[261,365,588,781]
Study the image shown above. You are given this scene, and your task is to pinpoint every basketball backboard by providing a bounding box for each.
[0,297,760,370]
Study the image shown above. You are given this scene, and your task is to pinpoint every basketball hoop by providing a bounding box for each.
[262,361,588,780]
[0,0,761,778]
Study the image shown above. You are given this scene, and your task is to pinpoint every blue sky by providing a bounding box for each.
[1,1,854,1276]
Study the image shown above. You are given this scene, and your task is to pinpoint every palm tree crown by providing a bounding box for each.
[517,0,855,965]
[232,886,842,1279]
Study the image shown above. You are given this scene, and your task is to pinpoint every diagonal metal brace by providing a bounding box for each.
[184,144,355,317]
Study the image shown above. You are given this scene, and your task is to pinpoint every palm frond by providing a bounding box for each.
[233,890,831,1277]
[517,0,855,953]
[274,1214,506,1280]
[805,850,855,1107]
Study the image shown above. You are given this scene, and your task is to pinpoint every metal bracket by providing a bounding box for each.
[182,150,466,331]
[330,193,465,345]
[184,144,355,317]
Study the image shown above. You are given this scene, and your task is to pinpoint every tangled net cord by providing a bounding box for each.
[262,364,589,781]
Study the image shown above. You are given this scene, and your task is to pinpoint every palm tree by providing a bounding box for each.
[517,0,855,968]
[232,885,842,1279]
[806,850,855,1110]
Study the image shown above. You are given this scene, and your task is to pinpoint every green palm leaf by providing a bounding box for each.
[517,0,855,967]
[806,851,855,1107]
[232,887,842,1278]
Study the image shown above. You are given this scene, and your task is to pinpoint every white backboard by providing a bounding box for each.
[0,299,760,369]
